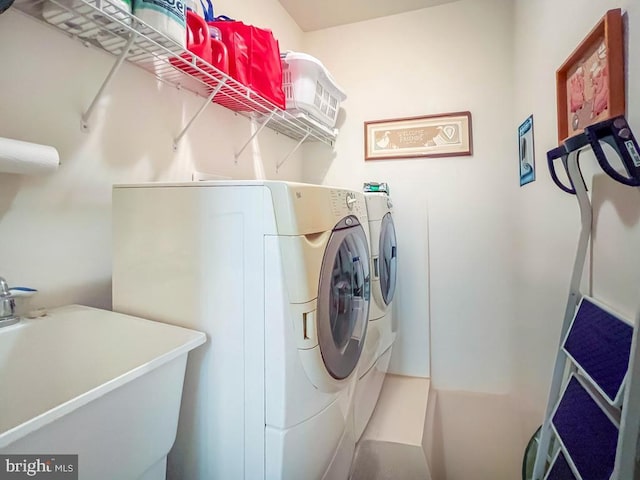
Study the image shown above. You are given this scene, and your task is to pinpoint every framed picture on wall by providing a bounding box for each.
[555,8,625,144]
[364,111,473,160]
[518,115,535,186]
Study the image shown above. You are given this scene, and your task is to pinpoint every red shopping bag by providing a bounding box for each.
[208,20,285,110]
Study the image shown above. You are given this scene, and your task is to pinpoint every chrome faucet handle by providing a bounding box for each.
[0,277,10,295]
[0,276,19,328]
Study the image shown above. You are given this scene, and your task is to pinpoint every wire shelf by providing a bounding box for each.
[11,0,337,146]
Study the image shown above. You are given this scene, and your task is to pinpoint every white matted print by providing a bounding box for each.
[364,112,472,160]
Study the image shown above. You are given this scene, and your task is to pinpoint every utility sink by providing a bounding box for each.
[0,304,206,480]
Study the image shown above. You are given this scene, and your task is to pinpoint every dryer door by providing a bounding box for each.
[379,212,398,306]
[317,216,371,380]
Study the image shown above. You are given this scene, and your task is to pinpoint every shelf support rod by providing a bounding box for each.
[173,81,226,150]
[276,132,309,172]
[235,112,276,160]
[81,32,137,132]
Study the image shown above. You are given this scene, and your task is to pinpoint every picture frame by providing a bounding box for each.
[518,115,536,186]
[556,8,625,144]
[364,111,473,160]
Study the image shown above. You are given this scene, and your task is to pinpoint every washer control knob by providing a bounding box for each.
[346,192,357,210]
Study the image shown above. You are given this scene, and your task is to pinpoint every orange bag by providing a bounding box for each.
[208,19,285,109]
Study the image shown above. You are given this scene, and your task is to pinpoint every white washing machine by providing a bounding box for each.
[353,189,398,441]
[112,180,371,480]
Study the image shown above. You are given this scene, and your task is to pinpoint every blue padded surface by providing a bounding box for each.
[553,376,618,480]
[547,451,577,480]
[563,298,633,403]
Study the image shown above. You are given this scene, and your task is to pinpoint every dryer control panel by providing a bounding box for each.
[330,189,367,221]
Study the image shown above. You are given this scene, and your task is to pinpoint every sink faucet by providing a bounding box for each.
[0,276,19,328]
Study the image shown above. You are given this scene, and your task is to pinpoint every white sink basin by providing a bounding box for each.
[0,305,206,480]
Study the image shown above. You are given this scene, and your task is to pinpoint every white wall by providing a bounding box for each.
[0,0,306,310]
[512,0,640,428]
[302,0,517,386]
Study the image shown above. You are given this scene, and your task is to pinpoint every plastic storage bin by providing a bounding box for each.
[281,51,346,129]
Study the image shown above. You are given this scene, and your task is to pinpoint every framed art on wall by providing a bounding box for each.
[556,8,625,143]
[364,111,473,160]
[519,115,535,186]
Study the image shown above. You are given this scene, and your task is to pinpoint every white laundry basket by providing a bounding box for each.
[281,51,346,129]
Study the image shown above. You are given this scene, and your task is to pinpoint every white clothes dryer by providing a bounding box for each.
[353,190,398,441]
[112,180,372,480]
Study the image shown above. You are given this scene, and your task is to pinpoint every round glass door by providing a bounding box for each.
[379,212,397,306]
[317,216,371,380]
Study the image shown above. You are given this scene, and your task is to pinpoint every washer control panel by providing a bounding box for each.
[330,189,366,220]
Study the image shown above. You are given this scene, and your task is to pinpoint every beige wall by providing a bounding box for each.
[302,0,518,385]
[0,0,306,309]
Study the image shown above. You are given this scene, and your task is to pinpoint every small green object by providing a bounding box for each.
[363,182,390,194]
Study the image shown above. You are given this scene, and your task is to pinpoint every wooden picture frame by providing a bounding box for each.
[556,8,625,144]
[364,111,472,160]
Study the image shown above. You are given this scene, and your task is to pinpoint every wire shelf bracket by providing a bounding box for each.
[277,132,309,172]
[81,30,137,132]
[173,80,226,151]
[234,112,276,162]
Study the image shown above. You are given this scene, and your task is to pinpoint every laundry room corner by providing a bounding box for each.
[2,0,640,477]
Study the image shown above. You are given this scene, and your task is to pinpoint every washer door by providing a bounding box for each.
[317,216,371,380]
[379,212,398,306]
